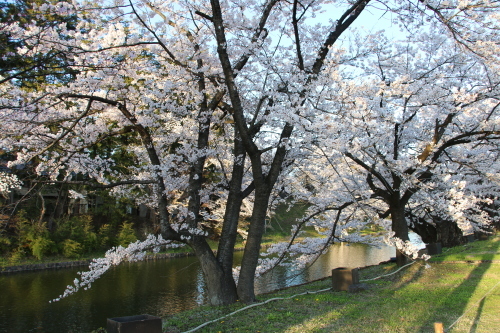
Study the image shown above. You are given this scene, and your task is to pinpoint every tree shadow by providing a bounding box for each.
[271,239,499,333]
[418,262,493,331]
[418,239,500,332]
[176,239,499,333]
[469,297,485,333]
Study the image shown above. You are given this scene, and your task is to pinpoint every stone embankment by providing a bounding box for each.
[0,252,194,274]
[1,260,93,273]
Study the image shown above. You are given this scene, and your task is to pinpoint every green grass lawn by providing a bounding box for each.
[163,234,500,333]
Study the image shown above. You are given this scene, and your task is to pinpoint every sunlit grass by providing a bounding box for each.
[164,234,500,333]
[429,238,500,262]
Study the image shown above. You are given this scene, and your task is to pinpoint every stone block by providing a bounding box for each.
[107,314,162,333]
[426,243,442,255]
[332,267,359,291]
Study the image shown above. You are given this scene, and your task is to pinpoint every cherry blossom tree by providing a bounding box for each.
[271,28,500,266]
[0,0,78,87]
[1,0,500,305]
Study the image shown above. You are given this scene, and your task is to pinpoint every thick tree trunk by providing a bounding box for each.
[408,217,438,244]
[177,140,242,307]
[437,217,466,247]
[409,215,466,247]
[217,134,246,277]
[237,187,271,303]
[236,125,294,302]
[191,238,238,305]
[390,198,410,266]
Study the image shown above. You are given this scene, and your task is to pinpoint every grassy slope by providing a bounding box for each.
[163,234,500,333]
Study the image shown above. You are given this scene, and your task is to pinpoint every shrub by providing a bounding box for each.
[61,239,82,258]
[83,230,98,253]
[8,248,26,264]
[54,215,99,253]
[31,236,55,260]
[117,222,137,247]
[0,235,11,255]
[97,224,115,249]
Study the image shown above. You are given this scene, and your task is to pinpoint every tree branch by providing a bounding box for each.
[292,0,305,70]
[32,179,155,188]
[311,0,370,74]
[27,98,93,162]
[261,201,353,274]
[344,151,394,194]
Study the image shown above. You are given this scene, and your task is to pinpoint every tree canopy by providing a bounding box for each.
[1,0,500,304]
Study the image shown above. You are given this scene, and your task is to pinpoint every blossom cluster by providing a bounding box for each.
[51,234,181,302]
[0,172,22,195]
[384,232,430,261]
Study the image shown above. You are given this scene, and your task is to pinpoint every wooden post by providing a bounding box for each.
[434,322,444,333]
[331,267,359,291]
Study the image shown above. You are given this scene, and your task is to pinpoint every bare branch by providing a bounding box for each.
[344,151,394,194]
[292,0,305,70]
[311,0,370,74]
[195,10,213,21]
[26,98,93,163]
[32,179,155,188]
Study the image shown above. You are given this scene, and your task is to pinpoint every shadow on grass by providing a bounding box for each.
[272,239,499,333]
[415,262,493,332]
[469,297,485,333]
[419,238,500,332]
[165,238,500,333]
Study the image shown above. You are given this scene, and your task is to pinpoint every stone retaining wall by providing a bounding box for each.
[1,260,93,273]
[0,252,196,274]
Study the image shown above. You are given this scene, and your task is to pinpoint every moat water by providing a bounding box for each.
[0,242,396,332]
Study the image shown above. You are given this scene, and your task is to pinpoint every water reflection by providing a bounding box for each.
[255,243,395,294]
[0,243,395,332]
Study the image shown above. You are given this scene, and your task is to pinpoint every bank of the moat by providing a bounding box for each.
[0,251,195,274]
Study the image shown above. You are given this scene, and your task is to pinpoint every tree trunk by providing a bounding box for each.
[434,217,464,247]
[217,133,246,277]
[237,187,271,303]
[49,184,67,231]
[390,198,410,266]
[408,217,438,244]
[191,238,238,305]
[409,215,466,247]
